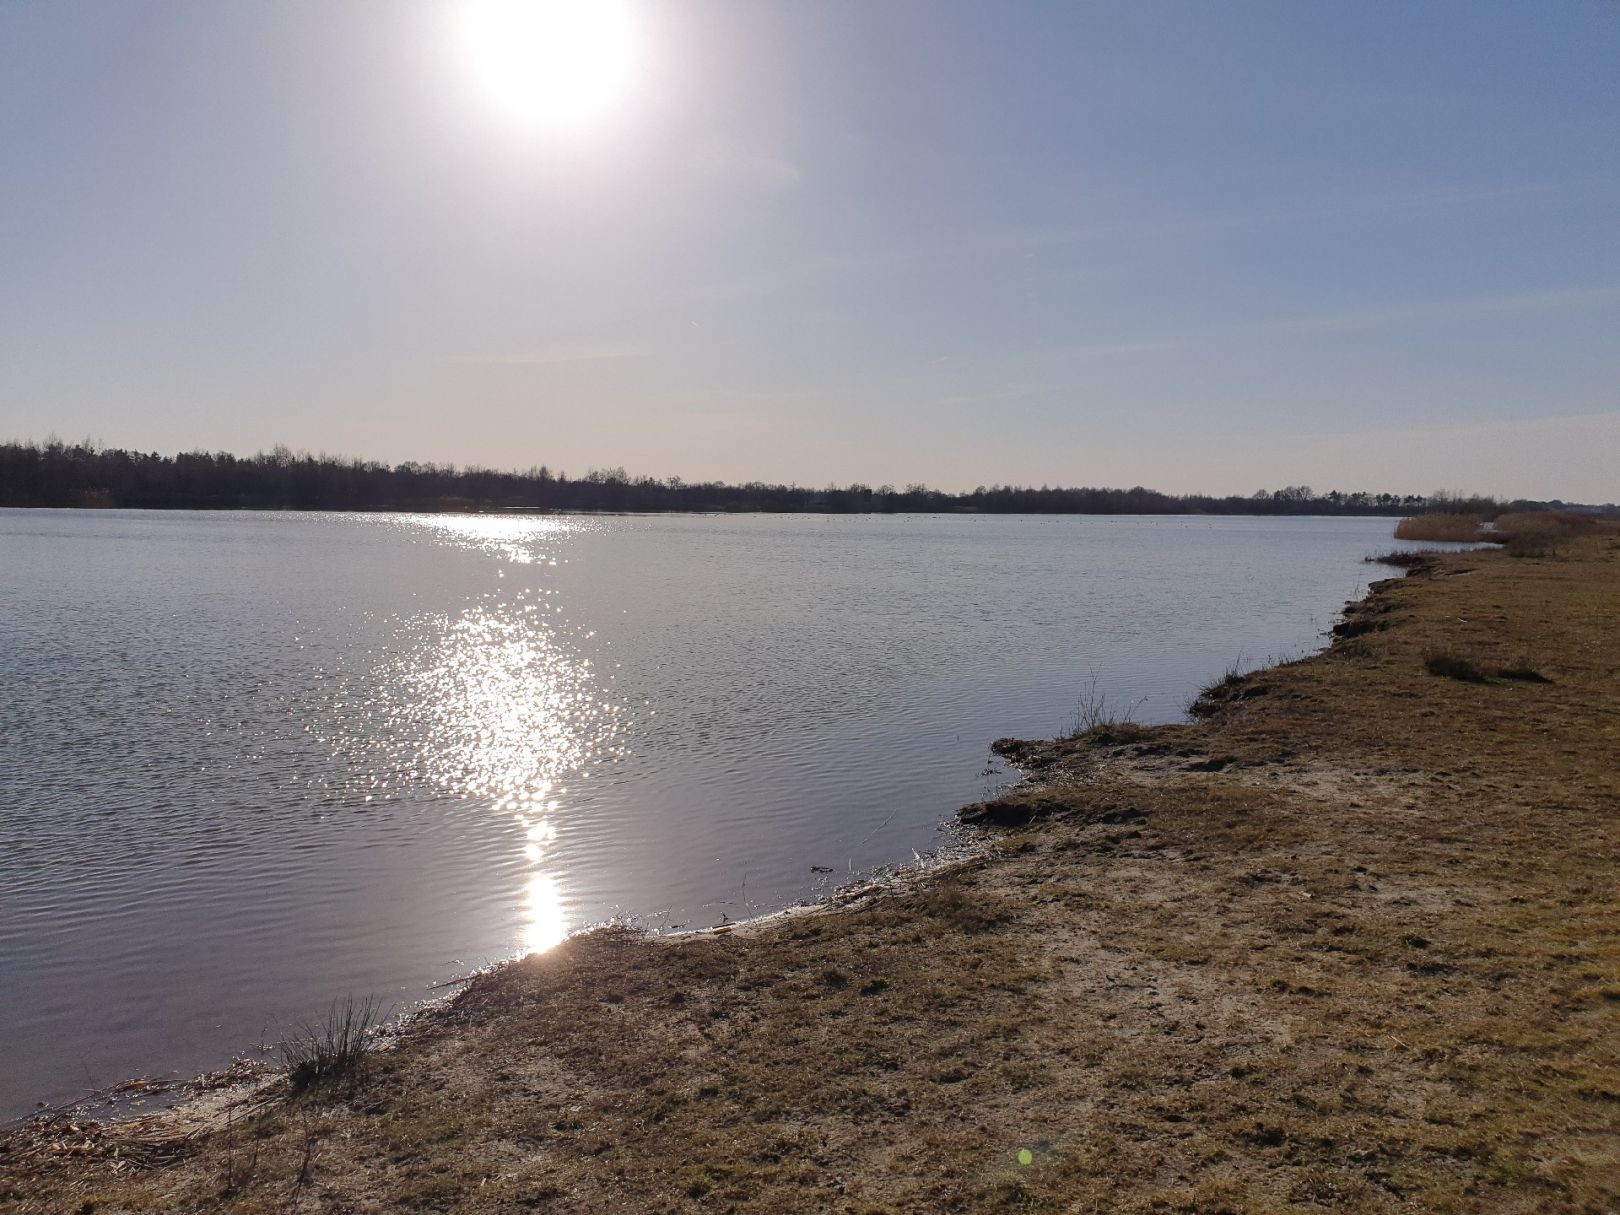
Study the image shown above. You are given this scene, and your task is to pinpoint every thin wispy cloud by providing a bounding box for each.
[863,286,1617,419]
[1033,286,1620,359]
[730,152,802,192]
[680,180,1577,305]
[439,344,654,367]
[981,181,1570,258]
[1251,285,1620,337]
[697,139,803,192]
[1301,406,1620,446]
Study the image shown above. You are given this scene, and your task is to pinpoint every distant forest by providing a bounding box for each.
[1,440,1607,517]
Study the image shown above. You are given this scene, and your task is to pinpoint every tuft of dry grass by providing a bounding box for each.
[277,995,380,1094]
[1187,662,1262,718]
[1423,650,1489,682]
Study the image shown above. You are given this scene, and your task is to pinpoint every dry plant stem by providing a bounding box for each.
[4,528,1618,1215]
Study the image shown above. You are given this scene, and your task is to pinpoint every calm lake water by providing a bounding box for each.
[0,510,1424,1118]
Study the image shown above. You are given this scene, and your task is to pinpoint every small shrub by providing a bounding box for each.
[1424,652,1488,683]
[1503,533,1557,559]
[279,996,381,1093]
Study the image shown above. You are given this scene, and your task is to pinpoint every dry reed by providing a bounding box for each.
[1392,513,1485,542]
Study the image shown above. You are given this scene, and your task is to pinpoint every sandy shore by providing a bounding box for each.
[4,530,1617,1213]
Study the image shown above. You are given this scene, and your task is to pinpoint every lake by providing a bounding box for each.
[0,510,1424,1118]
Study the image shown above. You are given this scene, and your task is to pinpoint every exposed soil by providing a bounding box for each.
[4,532,1617,1214]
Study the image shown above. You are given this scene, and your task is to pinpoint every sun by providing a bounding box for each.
[456,0,640,134]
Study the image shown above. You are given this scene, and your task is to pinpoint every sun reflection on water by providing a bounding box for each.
[326,519,622,957]
[522,872,568,954]
[398,512,579,566]
[399,597,622,955]
[403,604,609,800]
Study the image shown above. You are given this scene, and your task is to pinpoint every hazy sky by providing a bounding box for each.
[3,1,1617,499]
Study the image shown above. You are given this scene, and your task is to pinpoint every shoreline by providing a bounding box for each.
[4,503,1455,520]
[5,530,1618,1212]
[0,810,989,1135]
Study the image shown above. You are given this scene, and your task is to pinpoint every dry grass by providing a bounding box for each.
[5,527,1619,1214]
[1062,671,1145,739]
[1187,662,1257,717]
[1392,512,1485,542]
[277,996,380,1095]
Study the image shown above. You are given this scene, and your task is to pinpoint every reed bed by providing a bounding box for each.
[1489,509,1599,539]
[1391,512,1485,542]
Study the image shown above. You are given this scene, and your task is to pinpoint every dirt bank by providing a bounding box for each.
[5,532,1618,1214]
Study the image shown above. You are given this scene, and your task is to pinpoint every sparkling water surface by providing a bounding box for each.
[0,510,1423,1117]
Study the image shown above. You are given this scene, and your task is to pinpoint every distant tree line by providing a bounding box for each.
[1,440,1610,517]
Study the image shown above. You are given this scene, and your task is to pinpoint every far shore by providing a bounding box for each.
[11,438,1612,519]
[4,527,1618,1214]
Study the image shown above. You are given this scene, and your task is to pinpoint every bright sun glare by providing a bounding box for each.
[457,0,640,133]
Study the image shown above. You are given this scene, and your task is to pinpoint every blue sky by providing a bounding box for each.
[2,1,1616,498]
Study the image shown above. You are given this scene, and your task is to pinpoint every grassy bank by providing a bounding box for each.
[5,531,1618,1214]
